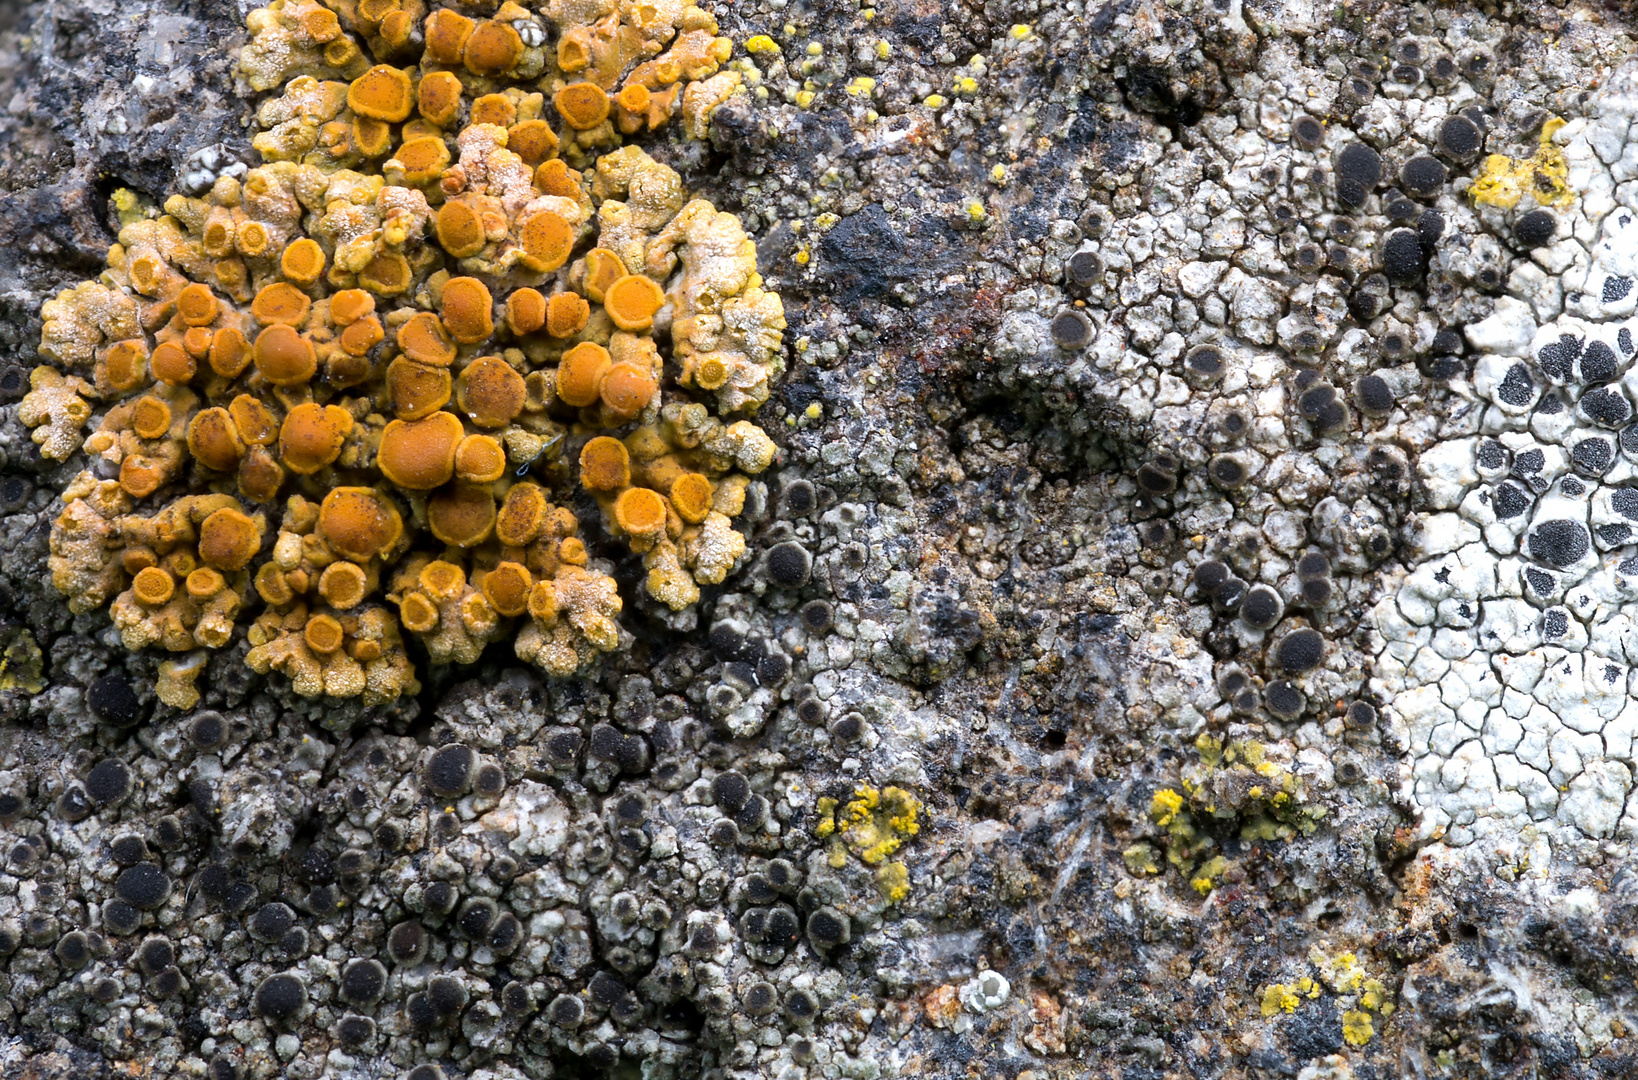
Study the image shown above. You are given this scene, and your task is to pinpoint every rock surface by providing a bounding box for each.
[3,0,1638,1078]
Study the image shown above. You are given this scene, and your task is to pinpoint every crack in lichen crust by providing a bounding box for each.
[21,0,784,706]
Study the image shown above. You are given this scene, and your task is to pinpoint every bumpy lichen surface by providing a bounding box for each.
[21,0,781,706]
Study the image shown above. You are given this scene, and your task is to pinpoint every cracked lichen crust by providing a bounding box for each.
[19,0,783,705]
[1377,60,1638,862]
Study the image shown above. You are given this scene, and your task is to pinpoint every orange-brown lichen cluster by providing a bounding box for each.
[20,0,783,706]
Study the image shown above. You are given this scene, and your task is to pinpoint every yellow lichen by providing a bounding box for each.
[1469,117,1574,209]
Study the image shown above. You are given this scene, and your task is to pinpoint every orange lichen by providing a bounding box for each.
[417,70,464,126]
[613,486,666,541]
[209,328,251,379]
[21,0,782,699]
[546,292,590,337]
[254,324,318,385]
[455,433,507,482]
[423,8,474,64]
[177,284,220,327]
[506,288,547,335]
[480,561,532,616]
[579,247,625,302]
[199,507,264,571]
[670,472,713,524]
[535,158,581,198]
[397,311,457,366]
[557,341,611,407]
[253,282,313,327]
[377,411,462,489]
[132,566,176,606]
[518,210,573,271]
[279,403,354,474]
[470,94,517,128]
[464,20,524,76]
[455,355,525,427]
[555,82,611,130]
[428,482,497,546]
[131,397,174,441]
[305,613,346,654]
[440,277,494,344]
[348,65,414,122]
[579,436,631,492]
[387,356,453,419]
[392,135,451,186]
[598,361,657,418]
[508,120,558,166]
[604,274,665,331]
[436,200,486,257]
[151,342,196,385]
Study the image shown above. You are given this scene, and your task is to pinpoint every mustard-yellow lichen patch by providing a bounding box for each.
[1469,117,1574,209]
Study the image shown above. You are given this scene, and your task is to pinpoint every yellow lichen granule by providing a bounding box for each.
[813,786,922,901]
[1342,1009,1375,1047]
[1149,788,1185,827]
[20,0,786,704]
[1468,116,1574,209]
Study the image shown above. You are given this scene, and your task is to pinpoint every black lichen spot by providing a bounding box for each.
[711,771,750,812]
[1194,560,1229,596]
[1418,209,1445,248]
[87,675,142,727]
[1184,344,1225,385]
[1606,277,1635,305]
[799,600,833,634]
[1208,454,1248,489]
[85,759,131,808]
[1496,364,1535,407]
[1135,460,1178,496]
[550,994,585,1027]
[473,762,506,798]
[338,1015,376,1047]
[427,974,467,1019]
[1240,585,1284,631]
[249,902,296,943]
[137,936,174,975]
[103,899,141,936]
[1599,524,1632,546]
[744,981,779,1016]
[502,981,534,1016]
[425,744,475,798]
[1296,552,1330,580]
[422,881,457,916]
[1274,628,1325,674]
[387,920,427,965]
[1292,115,1324,150]
[766,542,813,588]
[458,898,498,940]
[1334,143,1382,208]
[1527,520,1591,567]
[1624,328,1635,356]
[1542,609,1569,639]
[1537,335,1582,381]
[1516,209,1555,249]
[1572,437,1615,477]
[806,906,850,949]
[1264,680,1306,720]
[1612,487,1638,521]
[188,711,227,749]
[1347,701,1378,729]
[340,958,387,1006]
[1354,374,1394,416]
[1579,341,1619,384]
[1525,567,1557,599]
[254,973,306,1020]
[116,863,170,910]
[1051,309,1092,349]
[0,476,32,514]
[1400,155,1447,197]
[1437,115,1482,159]
[781,480,816,518]
[1581,387,1633,427]
[1382,229,1424,284]
[55,931,90,969]
[1067,250,1103,285]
